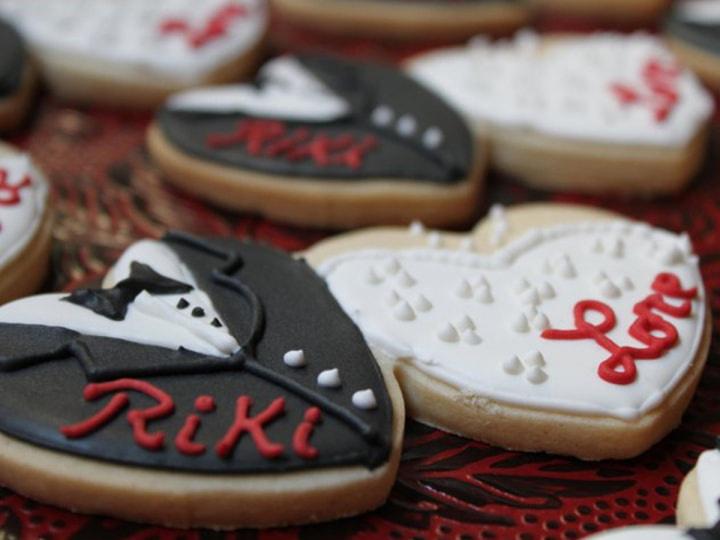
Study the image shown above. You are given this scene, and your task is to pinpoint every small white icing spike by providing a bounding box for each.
[283,350,306,368]
[455,279,473,299]
[438,323,459,343]
[317,368,342,388]
[413,294,433,312]
[394,301,416,321]
[475,286,493,304]
[511,313,530,333]
[352,389,377,409]
[503,355,524,375]
[462,330,482,345]
[526,366,548,384]
[523,350,545,367]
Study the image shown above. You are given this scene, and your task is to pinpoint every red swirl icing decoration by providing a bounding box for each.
[207,119,378,170]
[0,169,32,206]
[542,273,697,385]
[610,58,681,123]
[159,2,248,49]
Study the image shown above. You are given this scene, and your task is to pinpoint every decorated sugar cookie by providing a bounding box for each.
[0,17,34,131]
[407,32,713,195]
[586,524,720,540]
[0,232,402,528]
[306,203,711,460]
[0,144,51,305]
[271,0,531,41]
[148,54,485,229]
[667,0,720,91]
[0,0,267,107]
[677,439,720,528]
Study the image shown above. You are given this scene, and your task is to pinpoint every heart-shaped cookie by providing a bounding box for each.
[148,54,484,229]
[0,0,267,107]
[306,203,711,460]
[0,233,402,528]
[406,32,713,195]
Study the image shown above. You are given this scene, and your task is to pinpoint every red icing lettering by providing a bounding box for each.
[542,273,697,385]
[207,119,378,170]
[175,414,206,456]
[610,58,680,124]
[292,407,321,460]
[159,2,248,49]
[60,379,175,451]
[215,396,285,459]
[0,169,32,206]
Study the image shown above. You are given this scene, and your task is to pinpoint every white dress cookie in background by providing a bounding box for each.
[270,0,531,42]
[0,144,51,305]
[0,0,268,107]
[677,442,720,528]
[666,0,720,91]
[306,203,712,460]
[407,31,714,195]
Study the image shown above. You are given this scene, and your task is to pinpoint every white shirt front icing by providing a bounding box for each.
[0,240,241,357]
[319,221,705,420]
[407,32,713,146]
[0,0,267,84]
[697,449,720,524]
[0,155,48,269]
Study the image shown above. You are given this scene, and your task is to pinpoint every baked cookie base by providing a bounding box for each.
[271,0,531,41]
[306,203,712,460]
[531,0,670,23]
[32,37,266,109]
[0,362,404,529]
[147,123,487,229]
[667,36,720,93]
[0,62,37,132]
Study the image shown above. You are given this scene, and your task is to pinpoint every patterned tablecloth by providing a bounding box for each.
[2,13,720,540]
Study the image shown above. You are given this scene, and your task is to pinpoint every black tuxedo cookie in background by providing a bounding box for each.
[667,0,720,91]
[270,0,530,41]
[0,18,34,131]
[0,232,403,529]
[148,54,486,229]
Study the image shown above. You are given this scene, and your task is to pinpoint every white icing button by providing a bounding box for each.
[408,220,425,236]
[397,270,416,288]
[423,127,444,149]
[397,115,418,136]
[386,290,401,306]
[523,350,545,367]
[538,281,555,299]
[462,330,482,345]
[317,368,341,388]
[532,313,550,331]
[413,294,433,312]
[455,315,475,331]
[503,355,524,375]
[427,232,443,248]
[385,257,401,275]
[394,301,416,321]
[475,286,493,304]
[352,389,377,410]
[511,313,530,333]
[456,279,473,299]
[600,279,621,298]
[526,366,548,384]
[438,323,460,343]
[372,105,393,127]
[283,350,306,368]
[365,268,383,285]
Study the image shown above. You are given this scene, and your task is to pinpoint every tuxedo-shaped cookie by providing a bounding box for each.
[667,1,720,91]
[0,17,32,130]
[149,54,484,229]
[0,233,400,528]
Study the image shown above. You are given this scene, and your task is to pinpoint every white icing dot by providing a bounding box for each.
[473,275,489,288]
[438,323,460,343]
[372,105,394,127]
[608,237,624,258]
[352,389,377,410]
[538,281,555,299]
[523,350,545,367]
[317,368,341,388]
[423,127,444,148]
[520,287,540,306]
[384,257,401,275]
[503,355,524,375]
[455,279,473,299]
[462,330,482,345]
[513,278,531,294]
[659,246,683,265]
[511,313,530,333]
[542,258,553,274]
[593,271,608,284]
[386,290,401,306]
[591,238,603,253]
[427,232,443,248]
[620,276,634,290]
[365,267,383,285]
[413,294,433,312]
[397,270,416,288]
[475,286,493,304]
[455,315,475,331]
[679,234,693,256]
[397,115,418,136]
[557,258,576,278]
[526,366,548,384]
[283,350,306,368]
[394,301,416,321]
[599,279,621,299]
[532,313,550,331]
[408,220,425,236]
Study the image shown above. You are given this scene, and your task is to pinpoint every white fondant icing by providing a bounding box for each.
[0,155,49,270]
[697,448,720,525]
[319,219,706,420]
[408,32,713,146]
[0,0,267,85]
[167,56,350,120]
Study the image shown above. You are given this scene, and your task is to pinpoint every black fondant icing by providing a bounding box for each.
[0,233,393,473]
[157,54,475,184]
